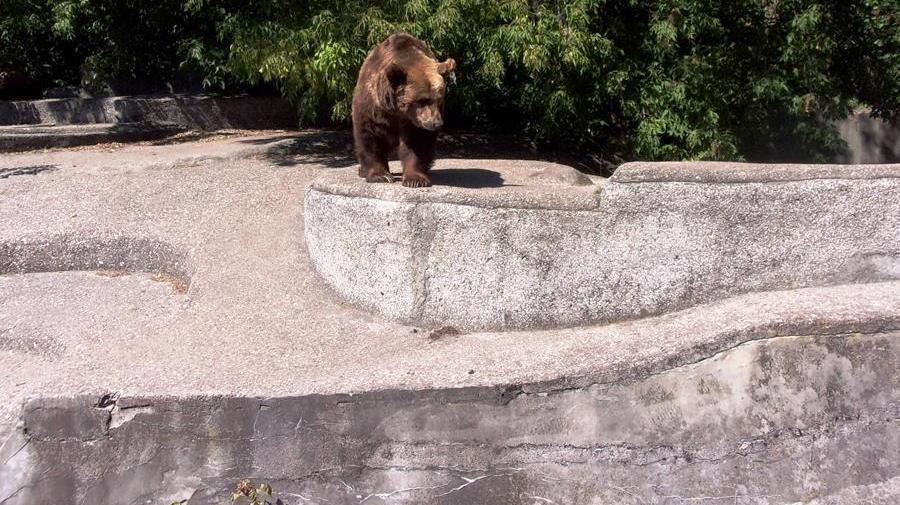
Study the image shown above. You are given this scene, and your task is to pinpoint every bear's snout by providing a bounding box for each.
[414,106,444,131]
[421,117,443,131]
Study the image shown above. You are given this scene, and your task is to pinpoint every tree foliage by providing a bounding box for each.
[2,0,898,162]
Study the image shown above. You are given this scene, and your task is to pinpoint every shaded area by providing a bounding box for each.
[114,96,298,130]
[0,164,56,179]
[259,130,355,168]
[429,168,504,188]
[261,130,612,175]
[0,123,186,152]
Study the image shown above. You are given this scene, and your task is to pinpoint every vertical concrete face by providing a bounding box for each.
[838,111,900,164]
[304,191,420,322]
[304,161,900,330]
[0,96,298,129]
[4,332,898,504]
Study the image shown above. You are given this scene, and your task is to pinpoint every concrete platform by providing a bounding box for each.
[1,137,899,504]
[306,160,900,330]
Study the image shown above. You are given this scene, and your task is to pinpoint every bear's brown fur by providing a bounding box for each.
[351,33,455,188]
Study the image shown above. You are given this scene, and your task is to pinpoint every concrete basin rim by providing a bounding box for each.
[0,232,193,288]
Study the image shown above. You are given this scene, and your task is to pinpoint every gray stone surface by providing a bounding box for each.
[0,97,115,126]
[306,161,900,330]
[1,138,899,504]
[113,95,298,130]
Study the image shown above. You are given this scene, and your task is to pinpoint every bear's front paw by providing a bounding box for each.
[402,173,432,188]
[365,173,395,183]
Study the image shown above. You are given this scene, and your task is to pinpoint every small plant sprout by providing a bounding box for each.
[230,479,275,505]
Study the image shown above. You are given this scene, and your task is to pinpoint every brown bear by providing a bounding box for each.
[351,33,455,188]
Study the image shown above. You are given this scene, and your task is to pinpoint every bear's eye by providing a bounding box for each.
[416,98,431,107]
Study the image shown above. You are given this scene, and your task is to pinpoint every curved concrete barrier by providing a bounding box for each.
[305,160,900,330]
[0,233,191,289]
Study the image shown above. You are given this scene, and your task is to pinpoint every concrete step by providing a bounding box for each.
[0,95,297,129]
[0,122,187,151]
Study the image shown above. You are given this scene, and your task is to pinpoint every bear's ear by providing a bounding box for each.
[384,63,406,88]
[376,63,406,110]
[437,58,456,75]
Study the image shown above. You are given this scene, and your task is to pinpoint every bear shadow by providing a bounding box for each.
[429,168,505,188]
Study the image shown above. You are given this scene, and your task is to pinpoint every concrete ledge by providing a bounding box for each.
[613,161,900,183]
[114,96,297,130]
[309,159,600,211]
[4,327,899,504]
[0,123,187,151]
[305,160,900,330]
[0,233,191,286]
[0,98,114,126]
[0,95,297,128]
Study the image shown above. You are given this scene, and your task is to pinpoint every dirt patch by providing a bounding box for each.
[95,270,130,278]
[151,272,189,294]
[97,269,189,294]
[428,325,462,341]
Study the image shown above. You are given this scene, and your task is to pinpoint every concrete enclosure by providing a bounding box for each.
[305,160,900,330]
[2,137,899,504]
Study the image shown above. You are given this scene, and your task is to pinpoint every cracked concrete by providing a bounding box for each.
[0,134,898,503]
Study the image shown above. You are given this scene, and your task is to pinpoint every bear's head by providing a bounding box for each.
[377,56,456,131]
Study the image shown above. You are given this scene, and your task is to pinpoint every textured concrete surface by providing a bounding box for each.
[1,138,899,504]
[306,161,900,330]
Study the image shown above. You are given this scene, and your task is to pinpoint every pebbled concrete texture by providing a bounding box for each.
[1,136,899,504]
[306,161,900,330]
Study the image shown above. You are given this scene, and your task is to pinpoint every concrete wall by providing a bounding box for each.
[838,112,900,164]
[0,95,297,129]
[305,162,900,331]
[3,328,898,504]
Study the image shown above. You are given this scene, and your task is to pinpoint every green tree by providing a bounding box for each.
[3,0,898,162]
